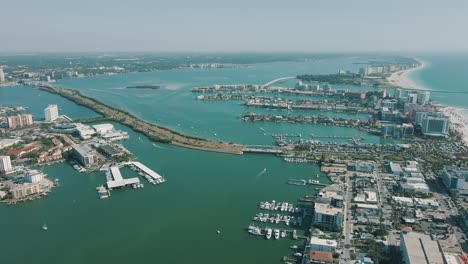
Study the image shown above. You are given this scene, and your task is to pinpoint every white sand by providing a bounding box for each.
[386,60,427,90]
[441,106,468,146]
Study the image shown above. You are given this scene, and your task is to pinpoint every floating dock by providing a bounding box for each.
[124,162,165,184]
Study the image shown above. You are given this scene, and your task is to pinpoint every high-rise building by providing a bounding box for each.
[421,113,449,136]
[407,93,418,104]
[441,166,468,191]
[400,231,446,264]
[417,91,430,105]
[0,68,5,82]
[44,104,59,122]
[25,169,45,183]
[0,156,12,173]
[313,203,343,230]
[7,114,33,128]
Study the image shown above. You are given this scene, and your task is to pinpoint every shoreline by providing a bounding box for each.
[386,59,428,90]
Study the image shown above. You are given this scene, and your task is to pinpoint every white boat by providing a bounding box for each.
[290,245,298,249]
[274,229,280,239]
[42,222,48,231]
[281,230,287,238]
[266,229,272,239]
[293,253,302,257]
[248,225,263,236]
[216,230,221,234]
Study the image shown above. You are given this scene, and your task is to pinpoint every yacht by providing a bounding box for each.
[274,229,280,240]
[266,228,272,239]
[281,230,287,238]
[42,222,48,231]
[248,225,263,236]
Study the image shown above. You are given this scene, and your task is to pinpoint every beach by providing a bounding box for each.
[441,106,468,146]
[386,60,427,90]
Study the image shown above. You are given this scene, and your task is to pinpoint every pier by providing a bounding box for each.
[107,166,140,189]
[124,161,166,184]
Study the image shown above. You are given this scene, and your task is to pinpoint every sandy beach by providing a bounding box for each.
[386,60,427,90]
[441,106,468,146]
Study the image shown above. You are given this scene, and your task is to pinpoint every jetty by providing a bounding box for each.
[107,166,140,189]
[243,146,283,154]
[36,84,245,155]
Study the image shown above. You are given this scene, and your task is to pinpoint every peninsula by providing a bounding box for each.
[36,84,244,154]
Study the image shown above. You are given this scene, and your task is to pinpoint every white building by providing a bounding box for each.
[71,144,96,167]
[407,93,418,104]
[0,156,12,173]
[308,237,338,252]
[442,166,468,192]
[313,203,343,230]
[417,91,430,105]
[421,114,449,137]
[400,231,445,264]
[0,68,5,82]
[44,104,59,122]
[92,124,114,134]
[25,169,45,183]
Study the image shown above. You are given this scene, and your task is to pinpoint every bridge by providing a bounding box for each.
[261,77,296,88]
[394,87,468,94]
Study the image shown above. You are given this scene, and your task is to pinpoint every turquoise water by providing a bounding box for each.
[410,53,468,108]
[0,54,464,263]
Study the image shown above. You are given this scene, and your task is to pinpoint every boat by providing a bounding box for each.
[42,222,48,231]
[281,230,287,238]
[316,174,320,178]
[293,253,302,257]
[213,133,217,136]
[290,245,298,249]
[274,229,280,240]
[248,225,263,236]
[216,230,221,234]
[266,228,272,239]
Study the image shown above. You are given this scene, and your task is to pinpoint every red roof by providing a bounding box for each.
[309,250,333,263]
[400,226,413,233]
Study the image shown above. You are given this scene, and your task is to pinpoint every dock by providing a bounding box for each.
[124,161,166,184]
[107,166,140,189]
[243,147,283,154]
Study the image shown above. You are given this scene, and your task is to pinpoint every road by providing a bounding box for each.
[341,175,353,264]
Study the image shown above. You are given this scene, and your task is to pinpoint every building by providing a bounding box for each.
[381,99,398,110]
[307,250,333,264]
[348,161,375,173]
[389,162,403,175]
[308,237,337,252]
[407,93,418,104]
[0,138,22,149]
[313,203,343,230]
[417,91,430,105]
[0,68,5,82]
[442,166,468,192]
[44,104,59,122]
[400,231,445,264]
[71,144,96,167]
[25,169,45,183]
[10,182,42,199]
[0,156,12,173]
[92,124,114,134]
[7,114,33,128]
[400,177,430,193]
[379,108,400,121]
[421,114,449,137]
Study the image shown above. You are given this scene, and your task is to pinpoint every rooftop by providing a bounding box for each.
[401,232,445,264]
[309,237,338,247]
[314,203,342,215]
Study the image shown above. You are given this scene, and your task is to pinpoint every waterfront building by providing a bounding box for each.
[306,250,333,263]
[381,99,398,110]
[417,91,430,105]
[441,166,468,195]
[71,144,96,167]
[379,108,400,121]
[407,93,418,104]
[307,237,337,252]
[10,182,41,199]
[421,113,449,137]
[25,169,45,183]
[7,114,33,128]
[0,68,5,82]
[92,124,114,134]
[313,203,343,230]
[400,231,445,264]
[0,156,12,174]
[44,104,59,122]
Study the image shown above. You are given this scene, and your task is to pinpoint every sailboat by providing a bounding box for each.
[42,222,48,231]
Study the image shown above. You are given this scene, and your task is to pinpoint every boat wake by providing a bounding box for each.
[256,168,267,177]
[152,143,166,149]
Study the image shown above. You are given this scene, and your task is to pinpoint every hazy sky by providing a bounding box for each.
[1,0,467,52]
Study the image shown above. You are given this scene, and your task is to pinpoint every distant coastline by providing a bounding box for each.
[386,59,427,90]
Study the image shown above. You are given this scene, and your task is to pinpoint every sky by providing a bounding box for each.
[1,0,467,53]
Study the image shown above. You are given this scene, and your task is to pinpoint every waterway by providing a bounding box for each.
[0,53,464,263]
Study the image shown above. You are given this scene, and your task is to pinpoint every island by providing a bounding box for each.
[36,84,245,155]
